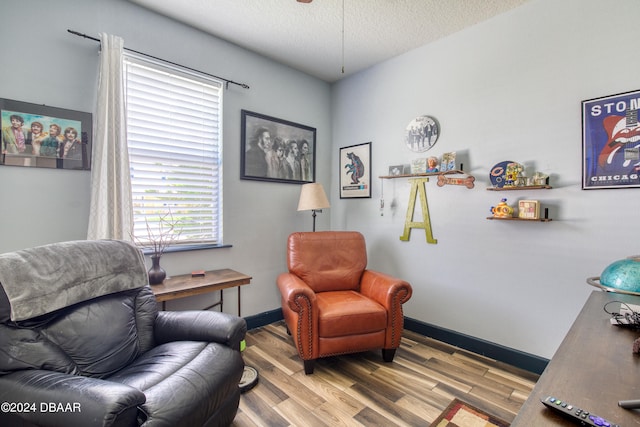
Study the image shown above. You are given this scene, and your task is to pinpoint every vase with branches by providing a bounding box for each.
[133,210,182,285]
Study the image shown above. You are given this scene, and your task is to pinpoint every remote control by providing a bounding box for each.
[541,396,620,426]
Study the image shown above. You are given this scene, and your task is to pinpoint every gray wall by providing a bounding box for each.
[330,0,640,359]
[3,0,640,361]
[0,0,332,317]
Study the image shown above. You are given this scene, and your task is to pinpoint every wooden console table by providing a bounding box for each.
[512,291,640,426]
[151,269,252,314]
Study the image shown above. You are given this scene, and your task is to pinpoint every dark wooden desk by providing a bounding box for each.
[151,269,252,315]
[513,291,640,426]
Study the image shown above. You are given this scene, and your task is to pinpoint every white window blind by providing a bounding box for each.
[124,54,223,247]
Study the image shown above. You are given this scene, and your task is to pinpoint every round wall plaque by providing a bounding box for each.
[404,115,439,152]
[489,160,517,188]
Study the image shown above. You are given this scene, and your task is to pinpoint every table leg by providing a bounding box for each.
[238,286,257,392]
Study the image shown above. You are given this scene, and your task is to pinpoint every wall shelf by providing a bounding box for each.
[487,180,553,221]
[379,169,467,179]
[486,185,551,191]
[486,216,552,222]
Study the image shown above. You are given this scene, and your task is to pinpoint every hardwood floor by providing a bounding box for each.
[232,321,539,426]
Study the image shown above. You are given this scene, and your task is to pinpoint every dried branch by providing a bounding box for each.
[132,209,182,256]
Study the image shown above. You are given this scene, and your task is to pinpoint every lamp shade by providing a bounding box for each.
[297,183,330,211]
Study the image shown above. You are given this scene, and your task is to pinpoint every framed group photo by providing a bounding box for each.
[340,142,371,199]
[582,89,640,189]
[0,98,92,170]
[240,110,316,184]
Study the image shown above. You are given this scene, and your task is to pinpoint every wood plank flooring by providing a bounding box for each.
[232,321,539,427]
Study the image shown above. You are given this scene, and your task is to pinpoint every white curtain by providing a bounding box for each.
[87,33,133,241]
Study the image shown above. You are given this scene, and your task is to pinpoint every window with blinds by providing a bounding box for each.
[124,54,223,248]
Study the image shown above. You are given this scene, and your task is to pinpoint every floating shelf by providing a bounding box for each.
[379,169,467,179]
[486,216,552,222]
[486,185,552,191]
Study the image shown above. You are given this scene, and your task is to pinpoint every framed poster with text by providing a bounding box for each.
[340,142,371,199]
[582,90,640,189]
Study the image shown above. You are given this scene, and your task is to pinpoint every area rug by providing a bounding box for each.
[430,398,510,427]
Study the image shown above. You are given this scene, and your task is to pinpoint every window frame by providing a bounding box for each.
[123,53,224,252]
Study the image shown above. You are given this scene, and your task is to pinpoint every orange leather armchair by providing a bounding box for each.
[277,231,412,374]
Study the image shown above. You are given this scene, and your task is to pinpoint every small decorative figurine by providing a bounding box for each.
[437,174,475,189]
[426,156,439,172]
[490,198,514,218]
[504,162,524,187]
[533,172,549,186]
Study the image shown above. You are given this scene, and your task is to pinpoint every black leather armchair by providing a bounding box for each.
[0,240,246,427]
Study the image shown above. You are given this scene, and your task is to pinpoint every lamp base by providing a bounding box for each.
[311,209,323,232]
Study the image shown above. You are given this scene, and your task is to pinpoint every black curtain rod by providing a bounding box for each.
[67,29,249,89]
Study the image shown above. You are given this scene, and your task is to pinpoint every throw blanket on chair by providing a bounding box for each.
[0,240,147,321]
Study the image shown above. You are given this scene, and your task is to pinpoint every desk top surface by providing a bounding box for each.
[513,290,640,426]
[150,268,252,301]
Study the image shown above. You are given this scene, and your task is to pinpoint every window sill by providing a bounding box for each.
[140,243,232,256]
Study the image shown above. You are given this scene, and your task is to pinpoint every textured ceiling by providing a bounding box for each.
[128,0,531,82]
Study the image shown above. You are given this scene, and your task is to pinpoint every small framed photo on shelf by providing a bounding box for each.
[411,158,427,174]
[518,200,540,219]
[440,152,456,171]
[388,164,410,176]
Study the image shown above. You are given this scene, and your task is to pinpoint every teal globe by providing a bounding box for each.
[600,257,640,292]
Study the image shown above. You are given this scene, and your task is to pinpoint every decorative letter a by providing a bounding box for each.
[399,178,437,244]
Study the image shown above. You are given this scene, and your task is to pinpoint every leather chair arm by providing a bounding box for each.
[360,270,412,308]
[276,273,318,360]
[154,310,247,351]
[0,370,145,427]
[276,273,317,313]
[360,270,412,349]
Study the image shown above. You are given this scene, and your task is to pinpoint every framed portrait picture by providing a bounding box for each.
[582,90,640,189]
[240,110,316,184]
[0,98,91,170]
[340,142,371,199]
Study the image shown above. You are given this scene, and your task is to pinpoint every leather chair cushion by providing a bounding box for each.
[287,232,367,293]
[41,291,141,377]
[108,340,244,427]
[0,288,156,377]
[317,291,387,338]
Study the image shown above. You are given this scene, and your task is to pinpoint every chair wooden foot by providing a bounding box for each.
[303,359,316,375]
[382,348,396,362]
